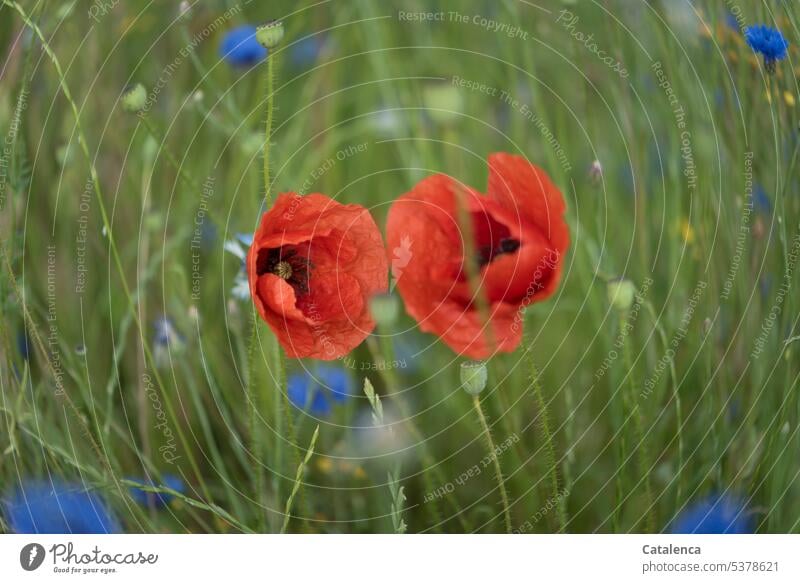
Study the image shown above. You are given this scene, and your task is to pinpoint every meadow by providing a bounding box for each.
[0,0,799,534]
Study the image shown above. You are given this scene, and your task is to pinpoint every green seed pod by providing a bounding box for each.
[607,278,636,312]
[121,83,147,113]
[461,361,488,396]
[370,293,400,328]
[423,81,463,125]
[257,20,284,49]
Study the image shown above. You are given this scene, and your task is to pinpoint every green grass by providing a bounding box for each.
[0,0,799,533]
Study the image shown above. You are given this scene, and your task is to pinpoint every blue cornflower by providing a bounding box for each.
[128,474,185,508]
[287,365,353,416]
[753,184,772,215]
[219,25,267,67]
[745,25,789,71]
[670,493,751,534]
[3,480,120,534]
[153,316,182,347]
[291,35,328,68]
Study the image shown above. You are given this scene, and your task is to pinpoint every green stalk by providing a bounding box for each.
[472,394,512,534]
[281,425,319,533]
[527,356,567,532]
[619,310,655,533]
[2,0,213,506]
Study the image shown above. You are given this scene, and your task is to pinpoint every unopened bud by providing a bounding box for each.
[256,20,284,49]
[461,361,487,396]
[121,83,147,113]
[370,293,400,328]
[607,278,636,312]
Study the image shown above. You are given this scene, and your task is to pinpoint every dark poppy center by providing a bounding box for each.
[477,237,521,267]
[470,211,520,267]
[256,246,313,293]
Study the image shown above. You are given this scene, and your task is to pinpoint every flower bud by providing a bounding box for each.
[256,20,284,49]
[607,277,636,312]
[589,159,603,183]
[423,80,463,125]
[121,83,147,113]
[460,361,487,396]
[370,293,400,328]
[178,0,191,18]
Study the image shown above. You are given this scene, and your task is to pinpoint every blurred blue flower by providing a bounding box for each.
[670,494,751,533]
[3,480,120,534]
[394,335,424,374]
[153,316,182,347]
[128,474,185,508]
[16,330,30,361]
[219,25,267,67]
[291,35,328,68]
[753,184,772,214]
[287,365,353,416]
[725,12,740,32]
[745,25,789,69]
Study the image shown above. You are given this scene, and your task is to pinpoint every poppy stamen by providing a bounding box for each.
[275,261,293,280]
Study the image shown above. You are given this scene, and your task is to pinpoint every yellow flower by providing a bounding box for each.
[785,91,796,107]
[316,457,334,473]
[679,218,695,245]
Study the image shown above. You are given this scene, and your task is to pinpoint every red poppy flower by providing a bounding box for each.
[247,193,388,360]
[386,153,569,359]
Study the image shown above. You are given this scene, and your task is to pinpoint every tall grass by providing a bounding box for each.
[0,0,798,533]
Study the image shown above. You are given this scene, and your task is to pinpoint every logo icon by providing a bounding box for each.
[20,543,46,571]
[390,235,413,291]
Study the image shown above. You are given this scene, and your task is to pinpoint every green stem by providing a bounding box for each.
[472,395,512,534]
[247,46,280,531]
[263,51,276,206]
[619,310,656,533]
[139,115,200,191]
[2,0,213,505]
[528,360,567,532]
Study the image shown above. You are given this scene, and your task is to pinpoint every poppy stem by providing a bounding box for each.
[528,359,568,532]
[262,48,276,207]
[1,0,216,509]
[472,395,513,533]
